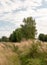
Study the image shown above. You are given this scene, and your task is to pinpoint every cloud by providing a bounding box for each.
[0,0,47,37]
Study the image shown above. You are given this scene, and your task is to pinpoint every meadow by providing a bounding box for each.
[0,40,47,65]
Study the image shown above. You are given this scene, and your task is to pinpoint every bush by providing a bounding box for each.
[44,35,47,42]
[1,36,9,42]
[9,28,23,42]
[0,38,1,42]
[38,34,47,42]
[38,34,45,41]
[9,32,17,42]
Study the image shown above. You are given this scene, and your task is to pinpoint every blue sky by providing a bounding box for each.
[0,0,47,37]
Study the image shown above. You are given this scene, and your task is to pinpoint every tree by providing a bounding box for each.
[38,34,45,41]
[15,28,23,42]
[21,17,37,39]
[9,31,17,42]
[9,28,23,42]
[1,36,9,42]
[45,35,47,41]
[9,17,37,42]
[38,34,47,42]
[0,38,1,42]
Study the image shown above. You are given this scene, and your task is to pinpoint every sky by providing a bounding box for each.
[0,0,47,37]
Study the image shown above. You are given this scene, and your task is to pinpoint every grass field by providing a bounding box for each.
[0,40,47,65]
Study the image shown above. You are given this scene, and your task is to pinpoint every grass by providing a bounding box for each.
[0,40,47,65]
[5,53,20,65]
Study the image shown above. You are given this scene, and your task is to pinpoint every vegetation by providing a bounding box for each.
[9,28,23,42]
[0,39,47,65]
[0,16,47,65]
[0,17,47,43]
[9,17,37,42]
[1,17,47,42]
[21,17,37,39]
[0,36,9,42]
[19,41,47,65]
[38,34,45,41]
[38,33,47,42]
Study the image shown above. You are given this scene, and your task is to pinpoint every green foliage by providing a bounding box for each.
[9,17,37,42]
[6,54,21,65]
[41,58,47,65]
[26,58,41,65]
[9,28,23,42]
[1,36,9,42]
[29,42,39,58]
[15,28,23,42]
[0,38,1,42]
[38,33,47,42]
[38,34,45,41]
[9,31,17,42]
[18,41,47,65]
[21,17,37,39]
[44,35,47,41]
[0,41,47,65]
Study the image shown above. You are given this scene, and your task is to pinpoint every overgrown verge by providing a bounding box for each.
[0,40,47,65]
[12,41,47,65]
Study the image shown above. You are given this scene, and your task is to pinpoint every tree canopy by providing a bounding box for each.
[21,17,37,39]
[9,17,37,42]
[38,33,47,42]
[0,17,37,42]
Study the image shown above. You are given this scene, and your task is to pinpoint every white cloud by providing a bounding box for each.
[36,16,47,36]
[0,31,12,38]
[36,8,47,16]
[0,0,47,37]
[45,0,47,1]
[0,0,42,13]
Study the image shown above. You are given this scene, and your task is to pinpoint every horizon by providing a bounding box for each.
[0,0,47,37]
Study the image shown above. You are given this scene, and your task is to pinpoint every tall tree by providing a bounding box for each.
[21,17,37,39]
[9,17,37,42]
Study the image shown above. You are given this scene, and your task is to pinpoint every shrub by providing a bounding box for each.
[44,35,47,41]
[1,36,9,42]
[38,33,47,42]
[9,28,23,42]
[9,32,17,42]
[38,34,45,41]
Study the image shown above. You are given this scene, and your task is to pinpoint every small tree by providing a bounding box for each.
[38,34,45,41]
[9,28,23,42]
[15,28,23,42]
[1,36,9,42]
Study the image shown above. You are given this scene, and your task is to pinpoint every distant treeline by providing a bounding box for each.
[0,17,47,42]
[0,17,37,42]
